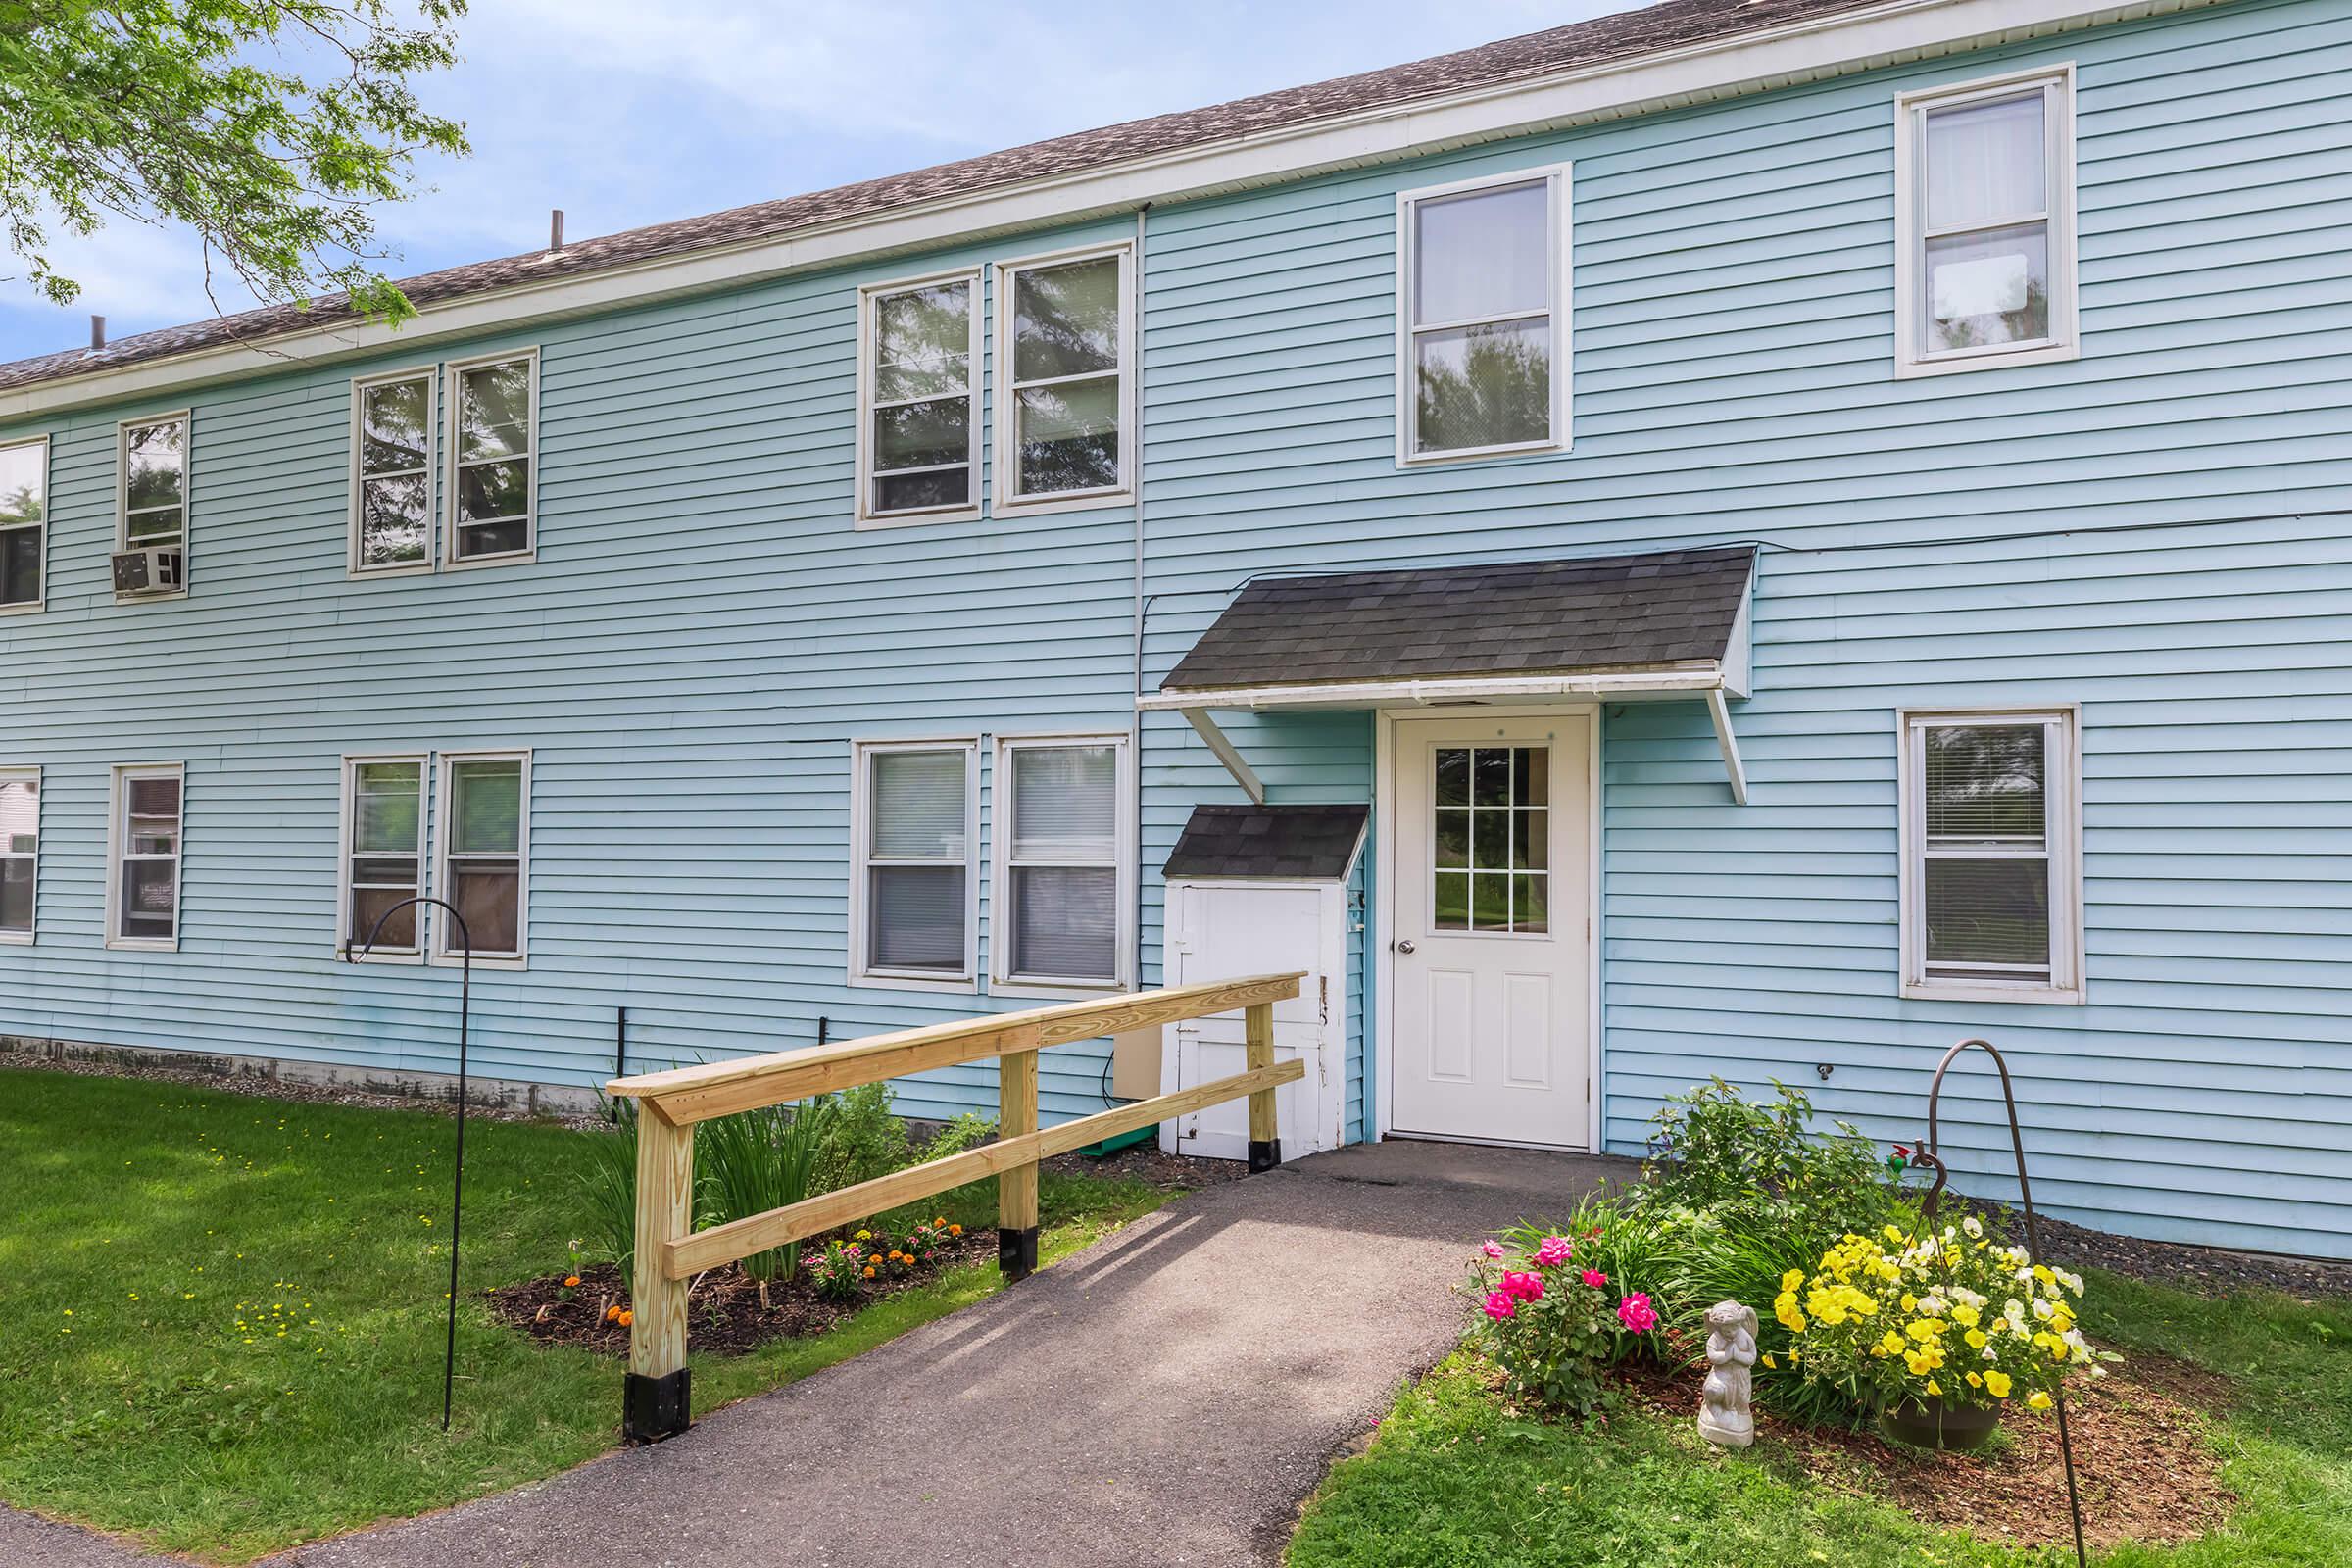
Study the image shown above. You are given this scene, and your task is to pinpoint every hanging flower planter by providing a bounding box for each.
[1880,1393,2001,1451]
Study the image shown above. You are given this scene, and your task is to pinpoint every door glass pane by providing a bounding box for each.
[120,859,176,939]
[1926,92,2046,229]
[360,378,430,473]
[874,282,970,402]
[353,762,421,853]
[1010,865,1115,980]
[1015,378,1119,495]
[0,442,45,525]
[1925,858,2050,969]
[1470,873,1511,932]
[1513,873,1549,935]
[446,861,520,954]
[1011,746,1115,860]
[1432,745,1549,933]
[1414,181,1548,324]
[1435,749,1469,807]
[458,361,530,461]
[1472,809,1507,869]
[1434,809,1469,868]
[449,760,521,855]
[870,865,965,972]
[1415,318,1549,453]
[1012,257,1120,382]
[1926,224,2049,352]
[870,750,966,858]
[1925,725,2045,843]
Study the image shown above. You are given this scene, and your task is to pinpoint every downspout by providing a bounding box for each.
[1132,202,1152,1003]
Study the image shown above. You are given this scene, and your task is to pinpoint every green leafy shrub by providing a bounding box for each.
[1639,1077,1902,1238]
[578,1097,639,1276]
[813,1080,915,1193]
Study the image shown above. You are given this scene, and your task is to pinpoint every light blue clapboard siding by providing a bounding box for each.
[1135,0,2352,1255]
[0,0,2344,1255]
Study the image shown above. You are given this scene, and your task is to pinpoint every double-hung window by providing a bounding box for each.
[109,763,184,949]
[0,436,46,612]
[997,246,1131,508]
[119,414,190,593]
[446,353,535,564]
[1397,165,1571,463]
[0,768,36,940]
[1899,709,2082,1003]
[340,758,426,956]
[353,370,435,571]
[853,742,977,984]
[1895,67,2077,374]
[994,735,1130,990]
[436,752,529,961]
[858,272,981,524]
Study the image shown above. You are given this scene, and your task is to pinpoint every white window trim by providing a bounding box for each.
[106,761,184,953]
[337,752,430,962]
[0,434,49,616]
[441,348,539,570]
[1897,706,2083,1004]
[431,748,530,968]
[1893,63,2079,378]
[348,367,440,578]
[989,731,1135,997]
[0,763,38,944]
[1394,162,1574,466]
[115,410,192,602]
[856,267,984,529]
[990,240,1135,516]
[849,737,981,991]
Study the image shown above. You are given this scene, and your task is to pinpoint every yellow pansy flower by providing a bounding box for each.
[1984,1371,2012,1398]
[2028,1391,2053,1411]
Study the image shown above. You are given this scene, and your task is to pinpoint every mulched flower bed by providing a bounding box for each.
[489,1230,998,1359]
[1611,1350,2236,1550]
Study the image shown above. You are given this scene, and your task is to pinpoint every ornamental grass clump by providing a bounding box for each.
[1780,1215,2110,1427]
[1469,1220,1660,1415]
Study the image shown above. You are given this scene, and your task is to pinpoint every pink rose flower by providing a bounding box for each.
[1581,1268,1607,1289]
[1617,1293,1660,1334]
[1501,1270,1544,1302]
[1481,1240,1506,1259]
[1535,1236,1573,1267]
[1483,1291,1517,1321]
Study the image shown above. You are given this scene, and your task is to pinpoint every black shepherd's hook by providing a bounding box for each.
[1910,1037,2088,1568]
[345,897,472,1434]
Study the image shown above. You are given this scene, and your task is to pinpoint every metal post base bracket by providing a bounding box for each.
[1249,1138,1282,1174]
[999,1225,1040,1283]
[623,1368,692,1445]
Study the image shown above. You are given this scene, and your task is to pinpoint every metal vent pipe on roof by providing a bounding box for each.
[89,315,106,350]
[549,210,564,251]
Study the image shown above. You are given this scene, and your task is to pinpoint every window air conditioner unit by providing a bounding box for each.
[112,547,184,596]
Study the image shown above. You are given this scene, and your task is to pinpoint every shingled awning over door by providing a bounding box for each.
[1142,546,1756,803]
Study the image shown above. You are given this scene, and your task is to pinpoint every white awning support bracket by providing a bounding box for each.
[1706,686,1750,807]
[1182,708,1266,805]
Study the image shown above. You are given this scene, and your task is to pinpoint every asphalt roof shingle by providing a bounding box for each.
[1160,546,1755,692]
[1162,805,1371,882]
[0,0,1894,396]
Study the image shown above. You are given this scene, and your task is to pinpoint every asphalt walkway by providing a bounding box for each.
[11,1140,1626,1567]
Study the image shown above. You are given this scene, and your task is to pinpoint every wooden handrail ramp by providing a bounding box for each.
[605,971,1305,1442]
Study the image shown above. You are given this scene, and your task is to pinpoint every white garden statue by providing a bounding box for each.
[1696,1300,1759,1447]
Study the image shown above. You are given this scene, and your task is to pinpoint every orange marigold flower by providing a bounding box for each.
[604,1304,621,1322]
[616,1309,633,1328]
[564,1276,581,1288]
[949,1225,962,1237]
[862,1266,876,1278]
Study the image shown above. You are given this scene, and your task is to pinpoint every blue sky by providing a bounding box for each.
[0,0,1634,364]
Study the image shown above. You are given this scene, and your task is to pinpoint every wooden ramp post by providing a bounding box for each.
[998,1025,1042,1282]
[1245,1000,1281,1173]
[622,1102,694,1443]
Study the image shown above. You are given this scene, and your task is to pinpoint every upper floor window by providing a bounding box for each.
[994,734,1131,990]
[109,763,183,950]
[0,436,45,612]
[858,272,981,525]
[1898,709,2082,1004]
[1396,165,1571,464]
[352,370,434,572]
[997,246,1131,509]
[1895,67,2078,376]
[447,352,535,564]
[0,768,36,941]
[436,751,529,962]
[852,741,977,985]
[118,414,190,597]
[340,756,426,957]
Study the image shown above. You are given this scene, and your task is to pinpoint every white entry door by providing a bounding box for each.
[1391,716,1592,1148]
[1163,880,1345,1160]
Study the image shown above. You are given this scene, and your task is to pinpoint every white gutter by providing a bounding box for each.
[0,0,2224,419]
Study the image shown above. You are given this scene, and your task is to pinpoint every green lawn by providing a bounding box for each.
[0,1067,1167,1563]
[1290,1271,2352,1567]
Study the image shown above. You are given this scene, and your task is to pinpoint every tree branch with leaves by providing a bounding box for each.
[0,0,470,329]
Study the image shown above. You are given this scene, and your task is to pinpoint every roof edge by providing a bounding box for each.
[0,0,2225,418]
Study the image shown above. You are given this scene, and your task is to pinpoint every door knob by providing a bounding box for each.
[1396,939,1416,954]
